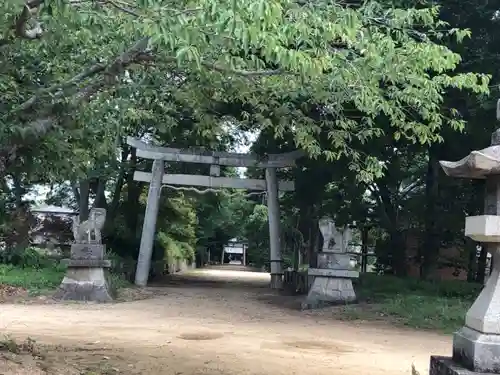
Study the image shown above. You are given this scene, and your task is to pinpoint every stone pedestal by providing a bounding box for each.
[430,202,500,373]
[430,357,494,375]
[53,243,113,302]
[444,246,500,374]
[453,326,500,373]
[431,225,500,374]
[302,219,358,309]
[301,268,358,309]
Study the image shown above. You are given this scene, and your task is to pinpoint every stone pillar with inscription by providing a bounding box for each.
[54,208,113,302]
[431,112,500,375]
[302,218,358,309]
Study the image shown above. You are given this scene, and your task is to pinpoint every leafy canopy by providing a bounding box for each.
[0,0,490,180]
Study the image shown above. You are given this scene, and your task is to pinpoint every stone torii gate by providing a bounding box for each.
[126,137,302,289]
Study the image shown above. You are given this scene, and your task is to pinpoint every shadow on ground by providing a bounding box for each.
[150,266,307,310]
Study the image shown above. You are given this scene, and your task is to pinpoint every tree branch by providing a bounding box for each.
[0,38,150,175]
[6,0,287,78]
[140,53,286,77]
[16,62,108,112]
[105,0,141,17]
[21,37,149,127]
[399,178,424,199]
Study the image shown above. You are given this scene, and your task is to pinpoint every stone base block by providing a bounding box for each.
[308,268,359,278]
[61,259,112,268]
[429,356,496,375]
[53,267,113,302]
[452,326,500,373]
[70,243,105,260]
[301,275,357,310]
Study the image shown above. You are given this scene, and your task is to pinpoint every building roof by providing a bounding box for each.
[31,205,77,215]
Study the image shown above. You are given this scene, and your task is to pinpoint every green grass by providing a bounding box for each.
[0,263,66,295]
[106,270,132,297]
[336,273,482,333]
[0,263,133,298]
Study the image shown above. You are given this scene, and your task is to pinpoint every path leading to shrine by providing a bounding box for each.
[0,267,450,375]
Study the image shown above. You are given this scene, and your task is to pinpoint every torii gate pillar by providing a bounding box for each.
[135,159,164,286]
[266,167,283,289]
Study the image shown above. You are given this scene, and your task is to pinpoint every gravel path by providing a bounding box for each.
[0,268,450,374]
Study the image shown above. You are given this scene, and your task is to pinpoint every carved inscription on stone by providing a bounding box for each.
[70,244,105,260]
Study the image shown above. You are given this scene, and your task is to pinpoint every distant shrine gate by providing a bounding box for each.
[126,137,303,289]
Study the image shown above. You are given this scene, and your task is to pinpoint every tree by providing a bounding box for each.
[1,0,494,283]
[0,0,490,181]
[416,0,500,279]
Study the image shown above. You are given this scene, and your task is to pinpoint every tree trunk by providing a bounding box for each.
[12,173,24,209]
[92,178,108,210]
[72,181,80,206]
[297,205,313,267]
[107,147,129,220]
[466,239,478,282]
[108,175,125,219]
[376,183,407,276]
[361,226,369,273]
[421,150,440,279]
[391,229,407,277]
[305,215,322,268]
[292,241,300,270]
[125,149,140,235]
[78,180,90,221]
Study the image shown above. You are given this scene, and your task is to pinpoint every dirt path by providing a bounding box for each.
[0,268,451,375]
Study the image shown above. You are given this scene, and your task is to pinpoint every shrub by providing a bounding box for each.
[178,242,195,262]
[157,232,195,262]
[0,246,56,269]
[105,249,136,283]
[106,270,131,297]
[355,273,481,301]
[0,263,65,293]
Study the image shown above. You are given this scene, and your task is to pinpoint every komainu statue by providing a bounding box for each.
[72,208,106,243]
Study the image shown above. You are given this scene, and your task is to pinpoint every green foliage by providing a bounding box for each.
[154,192,198,264]
[161,194,197,245]
[241,203,303,269]
[339,273,480,332]
[196,191,253,243]
[0,264,65,294]
[0,0,491,183]
[106,271,132,297]
[157,232,195,263]
[356,273,481,300]
[0,246,59,269]
[243,204,270,268]
[0,0,495,290]
[0,248,131,295]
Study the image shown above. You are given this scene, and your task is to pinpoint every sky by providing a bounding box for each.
[232,130,258,177]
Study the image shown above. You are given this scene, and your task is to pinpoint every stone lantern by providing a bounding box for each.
[431,101,500,374]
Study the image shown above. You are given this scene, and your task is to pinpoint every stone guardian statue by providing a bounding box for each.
[72,208,106,244]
